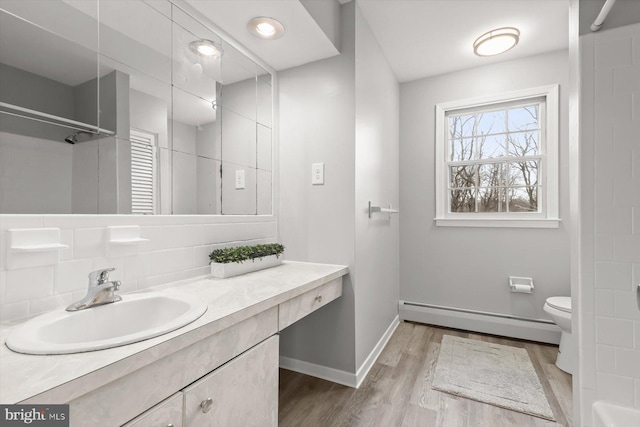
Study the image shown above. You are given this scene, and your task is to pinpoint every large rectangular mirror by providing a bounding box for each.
[0,0,273,215]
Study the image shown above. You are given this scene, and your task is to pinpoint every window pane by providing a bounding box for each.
[450,189,476,212]
[509,161,539,187]
[449,114,475,139]
[509,187,538,212]
[478,162,506,187]
[450,138,475,161]
[508,131,539,157]
[477,134,506,159]
[508,105,538,131]
[476,110,506,136]
[449,165,476,188]
[478,188,506,212]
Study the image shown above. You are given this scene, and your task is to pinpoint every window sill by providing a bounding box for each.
[434,218,561,229]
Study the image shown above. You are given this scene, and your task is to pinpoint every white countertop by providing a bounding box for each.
[0,261,348,404]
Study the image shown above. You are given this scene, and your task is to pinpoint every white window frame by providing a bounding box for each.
[434,84,560,228]
[130,128,158,215]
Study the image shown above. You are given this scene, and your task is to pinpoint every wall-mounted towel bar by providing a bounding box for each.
[368,201,399,219]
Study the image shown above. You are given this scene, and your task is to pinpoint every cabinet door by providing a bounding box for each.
[183,336,278,427]
[123,393,183,427]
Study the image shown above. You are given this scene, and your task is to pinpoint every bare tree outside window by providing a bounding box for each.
[447,103,541,214]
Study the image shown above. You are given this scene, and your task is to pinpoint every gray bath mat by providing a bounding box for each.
[432,335,555,421]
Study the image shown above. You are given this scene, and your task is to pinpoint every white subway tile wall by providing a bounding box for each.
[0,215,277,322]
[580,23,640,424]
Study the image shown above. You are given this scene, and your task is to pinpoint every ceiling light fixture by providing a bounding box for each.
[248,17,285,40]
[189,39,222,58]
[473,27,520,57]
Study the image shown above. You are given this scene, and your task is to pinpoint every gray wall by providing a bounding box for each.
[580,0,640,35]
[279,0,401,375]
[172,121,198,214]
[400,50,571,321]
[0,63,73,142]
[301,0,341,50]
[354,4,400,368]
[0,132,73,213]
[279,1,357,373]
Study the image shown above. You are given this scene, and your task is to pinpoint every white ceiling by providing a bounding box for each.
[186,0,340,71]
[358,0,570,82]
[190,0,569,83]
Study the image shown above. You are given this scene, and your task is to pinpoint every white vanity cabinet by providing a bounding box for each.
[5,264,348,427]
[123,336,278,427]
[183,336,279,427]
[123,393,183,427]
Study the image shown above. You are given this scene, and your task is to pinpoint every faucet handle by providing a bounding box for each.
[89,268,116,286]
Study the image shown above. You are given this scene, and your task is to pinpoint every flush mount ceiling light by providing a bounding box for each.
[473,27,520,57]
[189,39,222,58]
[247,17,285,40]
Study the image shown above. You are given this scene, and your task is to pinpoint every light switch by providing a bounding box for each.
[235,169,245,189]
[312,163,324,185]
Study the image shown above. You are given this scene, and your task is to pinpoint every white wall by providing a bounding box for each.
[354,4,400,369]
[399,50,571,322]
[578,23,640,424]
[278,1,357,373]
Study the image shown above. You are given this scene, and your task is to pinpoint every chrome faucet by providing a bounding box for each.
[66,268,122,311]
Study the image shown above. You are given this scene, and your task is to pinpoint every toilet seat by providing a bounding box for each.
[546,296,571,313]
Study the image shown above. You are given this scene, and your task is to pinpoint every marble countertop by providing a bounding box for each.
[0,261,348,404]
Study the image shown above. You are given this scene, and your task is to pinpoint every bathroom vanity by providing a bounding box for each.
[0,261,348,426]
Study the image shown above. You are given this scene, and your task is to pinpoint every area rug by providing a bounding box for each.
[432,335,555,421]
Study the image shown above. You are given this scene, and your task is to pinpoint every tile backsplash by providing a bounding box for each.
[0,215,277,322]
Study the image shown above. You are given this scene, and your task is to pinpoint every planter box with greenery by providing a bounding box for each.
[209,243,285,278]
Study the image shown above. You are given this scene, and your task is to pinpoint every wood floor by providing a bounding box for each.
[278,321,573,427]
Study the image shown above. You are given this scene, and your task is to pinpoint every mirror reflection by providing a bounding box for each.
[0,0,273,215]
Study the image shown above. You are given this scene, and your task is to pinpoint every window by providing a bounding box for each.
[130,129,158,215]
[435,85,559,228]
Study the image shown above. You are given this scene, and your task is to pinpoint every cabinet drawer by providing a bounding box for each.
[183,336,278,427]
[123,393,183,427]
[278,277,342,330]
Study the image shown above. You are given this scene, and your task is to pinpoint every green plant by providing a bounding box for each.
[209,243,285,265]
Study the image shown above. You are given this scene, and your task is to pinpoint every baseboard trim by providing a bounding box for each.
[279,356,357,388]
[279,315,400,389]
[355,315,400,388]
[399,300,561,345]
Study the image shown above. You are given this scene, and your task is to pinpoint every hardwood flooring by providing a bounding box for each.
[278,322,573,427]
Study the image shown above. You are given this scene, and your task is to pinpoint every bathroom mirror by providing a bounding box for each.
[0,0,273,215]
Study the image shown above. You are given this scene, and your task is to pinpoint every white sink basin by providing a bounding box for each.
[5,292,208,355]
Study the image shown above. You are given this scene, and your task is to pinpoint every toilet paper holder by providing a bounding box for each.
[509,276,534,294]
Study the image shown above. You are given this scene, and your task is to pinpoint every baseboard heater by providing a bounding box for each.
[399,300,561,345]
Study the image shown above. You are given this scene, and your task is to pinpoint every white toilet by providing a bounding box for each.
[543,296,575,375]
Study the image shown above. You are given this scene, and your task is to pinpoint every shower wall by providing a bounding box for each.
[578,21,640,425]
